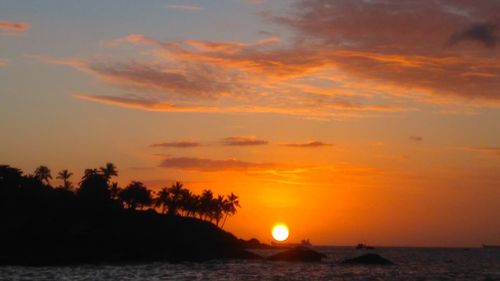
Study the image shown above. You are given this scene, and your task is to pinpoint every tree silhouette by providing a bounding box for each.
[2,163,240,229]
[0,165,23,188]
[221,193,240,228]
[110,182,121,200]
[81,168,99,183]
[155,187,170,214]
[119,181,152,210]
[184,193,200,217]
[199,189,214,221]
[56,169,73,190]
[214,195,226,226]
[77,170,110,204]
[100,162,118,183]
[165,182,185,216]
[34,165,52,185]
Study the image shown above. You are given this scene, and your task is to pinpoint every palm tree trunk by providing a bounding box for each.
[221,213,228,228]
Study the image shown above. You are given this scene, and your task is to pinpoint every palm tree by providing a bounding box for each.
[155,187,170,214]
[81,168,98,181]
[77,169,110,202]
[100,162,118,182]
[221,193,240,228]
[110,182,121,200]
[199,189,214,221]
[56,169,73,190]
[118,181,152,210]
[213,195,226,226]
[34,165,52,185]
[0,165,23,188]
[166,182,185,216]
[184,193,200,217]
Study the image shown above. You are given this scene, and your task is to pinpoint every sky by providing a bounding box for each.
[1,0,499,247]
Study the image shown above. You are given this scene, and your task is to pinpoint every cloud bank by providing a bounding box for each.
[283,141,334,148]
[0,20,30,32]
[222,136,268,146]
[158,156,276,172]
[150,141,201,148]
[44,0,500,118]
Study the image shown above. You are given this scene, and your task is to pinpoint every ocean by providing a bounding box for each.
[1,247,499,280]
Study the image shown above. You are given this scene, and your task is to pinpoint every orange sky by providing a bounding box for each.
[1,0,499,247]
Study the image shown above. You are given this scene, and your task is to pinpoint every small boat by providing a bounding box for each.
[355,243,375,250]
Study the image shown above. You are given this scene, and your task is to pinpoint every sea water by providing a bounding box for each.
[1,247,499,280]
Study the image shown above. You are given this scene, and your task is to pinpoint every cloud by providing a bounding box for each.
[150,141,201,148]
[449,21,499,48]
[74,94,406,119]
[41,0,500,119]
[409,136,423,142]
[83,61,241,101]
[0,20,30,32]
[222,136,268,146]
[75,94,218,112]
[158,156,276,171]
[44,36,414,119]
[165,4,203,11]
[283,141,334,148]
[272,0,500,101]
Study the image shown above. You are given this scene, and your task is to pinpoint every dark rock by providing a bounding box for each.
[0,212,262,265]
[240,238,274,249]
[267,247,326,262]
[341,253,394,265]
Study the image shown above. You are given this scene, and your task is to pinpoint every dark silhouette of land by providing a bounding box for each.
[267,247,326,262]
[341,253,394,265]
[0,164,259,265]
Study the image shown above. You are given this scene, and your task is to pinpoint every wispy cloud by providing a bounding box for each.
[40,36,414,119]
[222,136,268,146]
[150,141,201,148]
[409,136,423,142]
[272,0,500,101]
[159,156,277,172]
[283,141,334,148]
[74,94,219,112]
[39,0,500,119]
[0,20,30,32]
[165,4,203,11]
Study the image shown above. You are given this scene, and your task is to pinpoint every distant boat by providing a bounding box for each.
[356,243,375,250]
[482,245,500,249]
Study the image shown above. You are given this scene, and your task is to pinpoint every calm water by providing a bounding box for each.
[1,247,499,281]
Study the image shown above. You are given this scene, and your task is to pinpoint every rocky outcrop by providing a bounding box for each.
[341,253,394,265]
[267,247,326,262]
[239,238,274,249]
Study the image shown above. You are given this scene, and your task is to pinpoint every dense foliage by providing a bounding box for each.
[0,163,240,228]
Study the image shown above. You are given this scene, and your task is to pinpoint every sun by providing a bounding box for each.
[272,224,289,242]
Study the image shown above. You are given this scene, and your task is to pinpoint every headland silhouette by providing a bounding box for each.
[0,163,259,265]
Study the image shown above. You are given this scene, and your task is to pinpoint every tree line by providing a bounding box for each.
[0,163,240,228]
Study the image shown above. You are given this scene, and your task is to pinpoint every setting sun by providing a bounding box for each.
[272,224,289,242]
